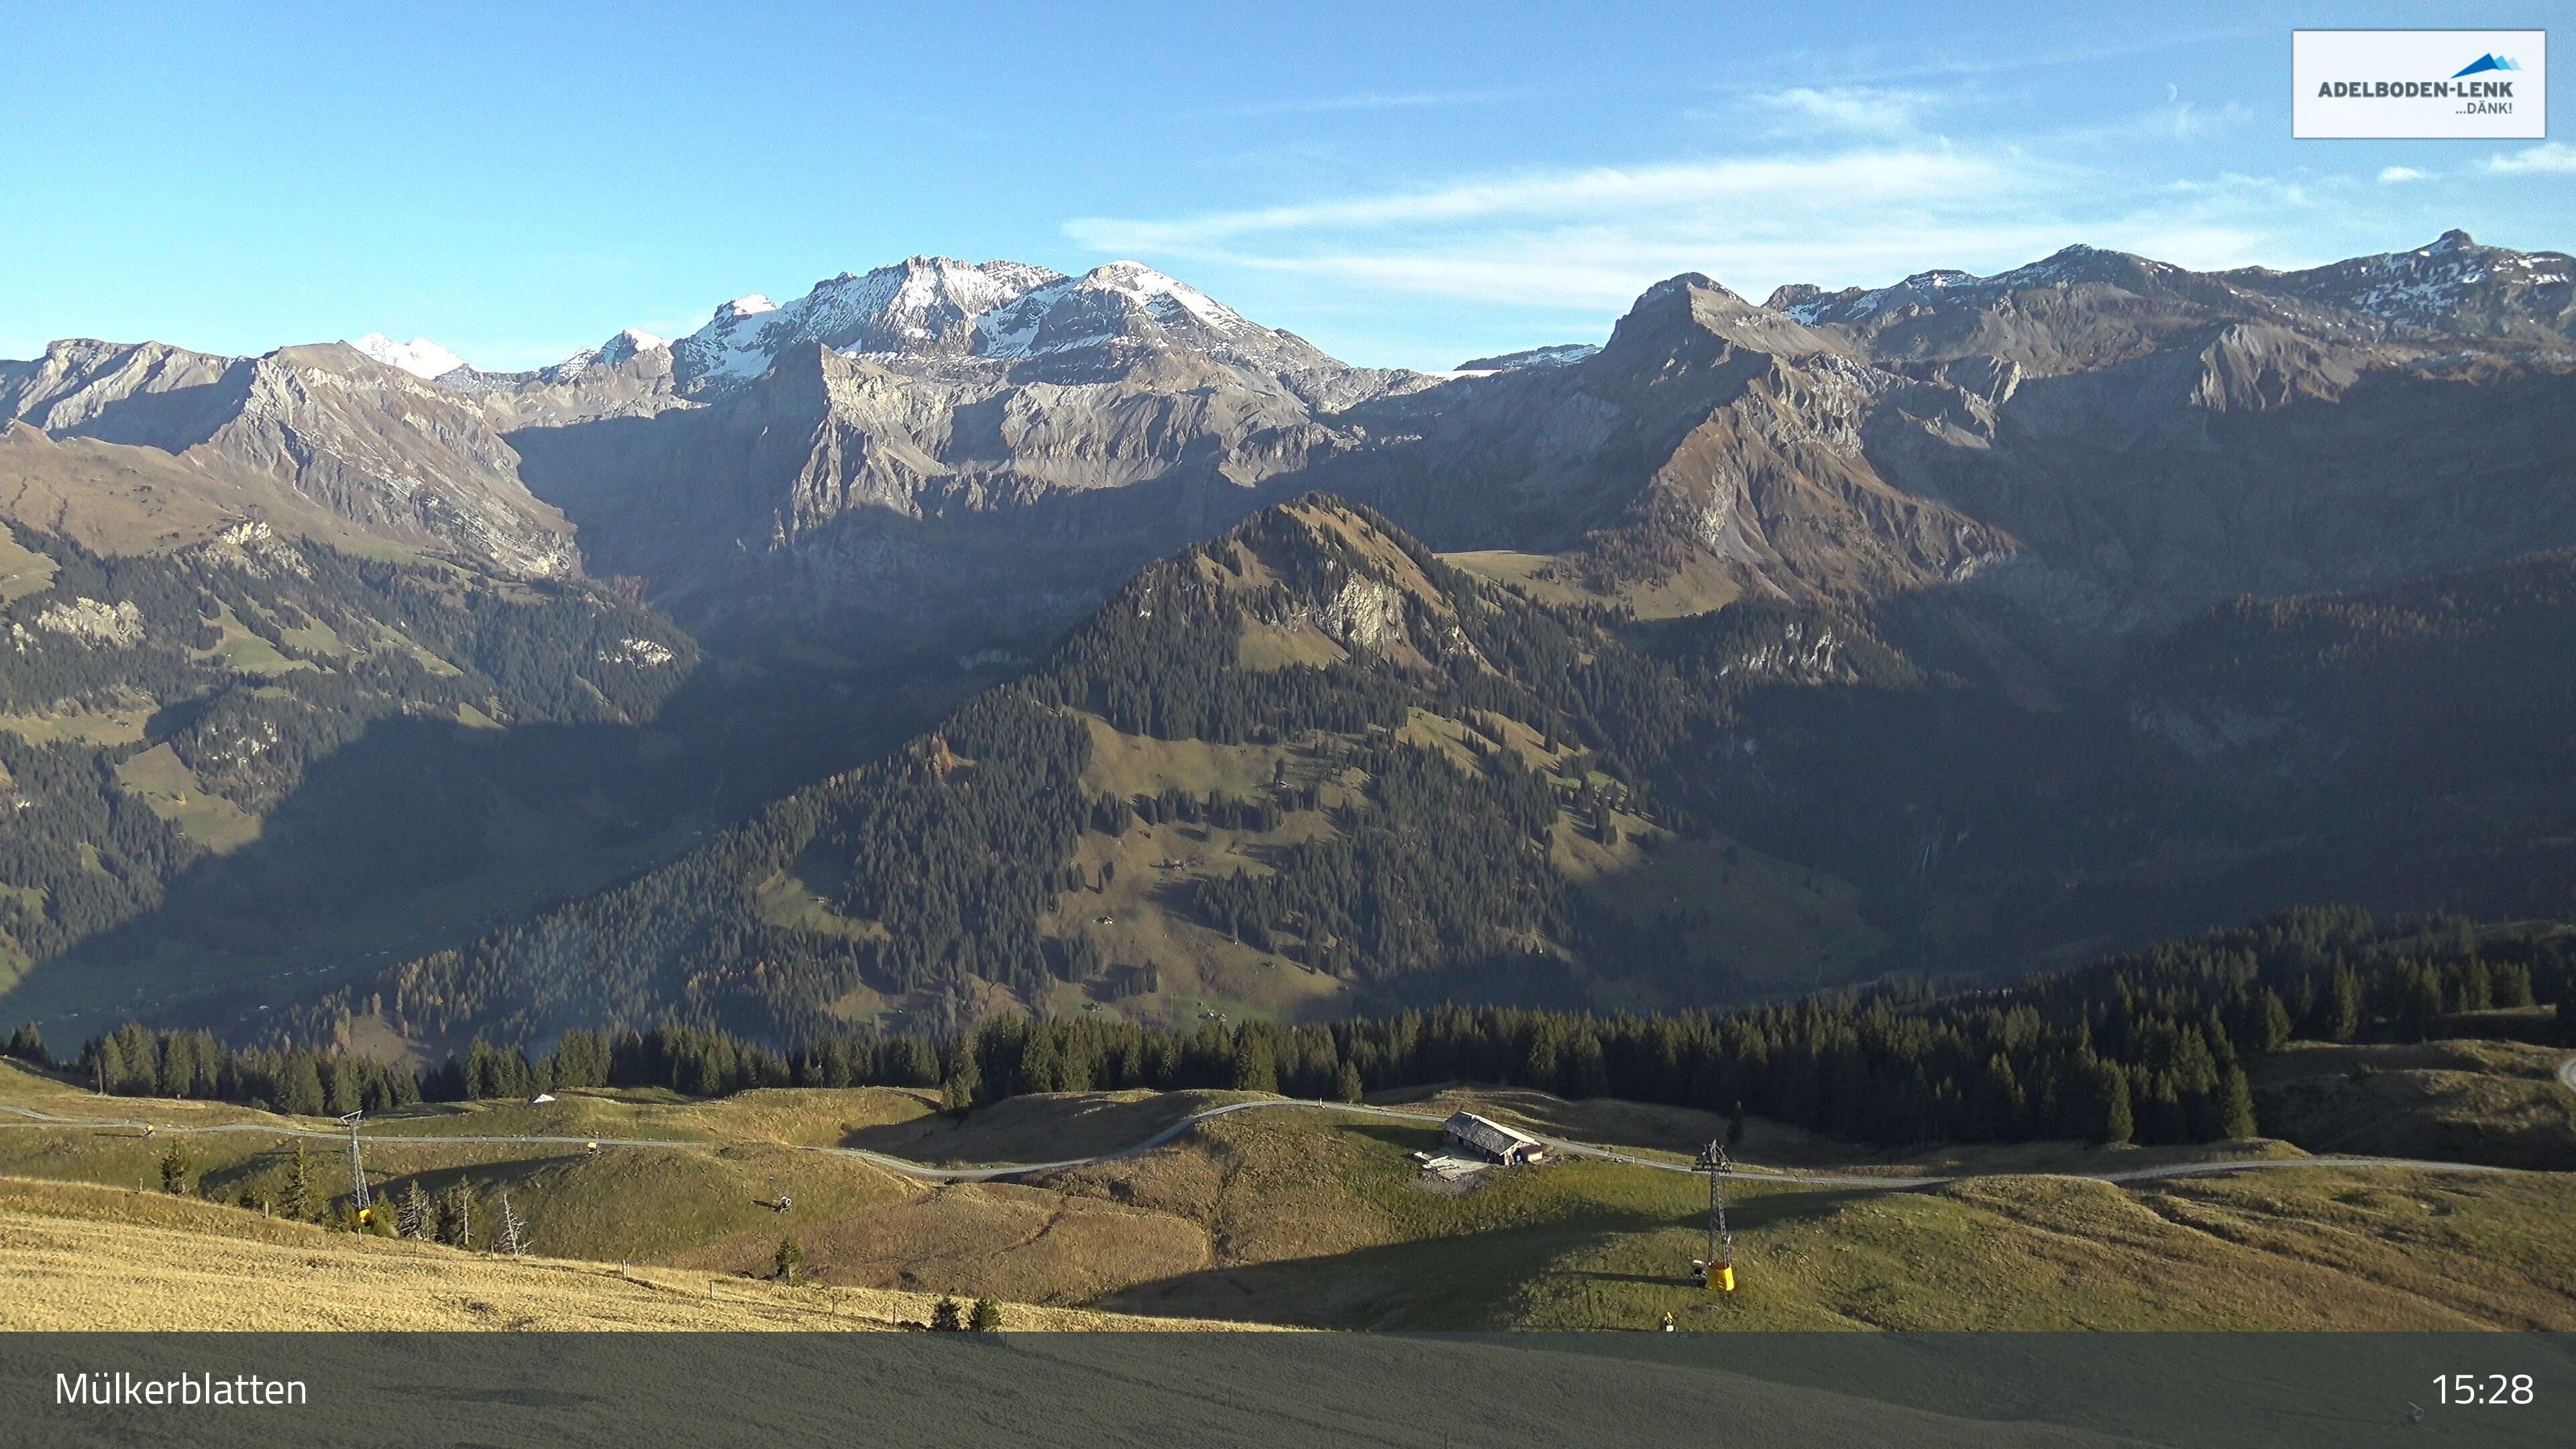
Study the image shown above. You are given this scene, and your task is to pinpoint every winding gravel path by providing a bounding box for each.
[1,1088,2558,1191]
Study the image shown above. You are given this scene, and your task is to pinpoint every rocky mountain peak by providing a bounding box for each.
[596,327,669,364]
[2222,229,2575,340]
[971,260,1258,362]
[1452,343,1600,372]
[1610,272,1838,363]
[348,332,469,380]
[670,258,1075,388]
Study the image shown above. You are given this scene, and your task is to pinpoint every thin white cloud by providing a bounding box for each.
[1059,134,2356,311]
[2482,142,2576,174]
[1742,86,1943,134]
[1753,25,2266,87]
[1067,149,2024,254]
[2379,166,2436,184]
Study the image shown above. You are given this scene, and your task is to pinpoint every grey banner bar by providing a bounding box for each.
[1,1332,2567,1448]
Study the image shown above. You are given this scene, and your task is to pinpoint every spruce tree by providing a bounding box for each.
[158,1142,191,1195]
[2398,961,2445,1042]
[2457,958,2494,1014]
[930,1295,965,1332]
[1334,1062,1364,1104]
[1726,1100,1748,1149]
[1230,1036,1277,1094]
[280,1142,316,1220]
[969,1297,1002,1332]
[2255,990,2293,1054]
[2216,1065,2259,1140]
[2326,964,2362,1042]
[2098,1064,2135,1146]
[277,1058,327,1117]
[774,1237,806,1286]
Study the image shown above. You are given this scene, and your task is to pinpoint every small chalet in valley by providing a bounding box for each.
[1441,1110,1546,1165]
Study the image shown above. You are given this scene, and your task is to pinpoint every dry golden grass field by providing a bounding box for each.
[0,1177,1252,1332]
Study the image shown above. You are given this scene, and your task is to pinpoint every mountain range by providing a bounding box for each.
[3,230,2572,1053]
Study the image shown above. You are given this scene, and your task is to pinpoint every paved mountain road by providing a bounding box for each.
[1,1088,2558,1192]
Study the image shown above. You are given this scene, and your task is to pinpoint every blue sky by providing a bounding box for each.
[3,1,2567,371]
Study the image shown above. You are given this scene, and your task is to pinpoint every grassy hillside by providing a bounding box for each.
[5,1057,2566,1333]
[2252,1037,2576,1169]
[1065,1107,2576,1331]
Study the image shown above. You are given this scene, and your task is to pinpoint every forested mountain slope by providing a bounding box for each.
[293,498,2576,1057]
[0,520,696,997]
[1697,548,2576,964]
[342,496,1885,1049]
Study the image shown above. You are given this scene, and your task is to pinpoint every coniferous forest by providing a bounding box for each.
[11,496,2576,1131]
[20,907,2568,1152]
[299,500,2576,1058]
[0,526,696,975]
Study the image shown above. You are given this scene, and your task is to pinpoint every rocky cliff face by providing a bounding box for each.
[482,258,1439,648]
[11,233,2569,657]
[1,339,576,577]
[1326,233,2576,635]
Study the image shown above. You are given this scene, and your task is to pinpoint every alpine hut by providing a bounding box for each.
[1442,1111,1546,1165]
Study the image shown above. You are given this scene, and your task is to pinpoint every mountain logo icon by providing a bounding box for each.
[2451,54,2523,78]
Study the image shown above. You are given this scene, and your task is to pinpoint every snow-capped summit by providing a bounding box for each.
[973,262,1258,361]
[662,254,1360,396]
[600,326,668,361]
[670,260,1070,385]
[348,332,468,380]
[577,326,669,369]
[793,256,1067,356]
[537,326,673,382]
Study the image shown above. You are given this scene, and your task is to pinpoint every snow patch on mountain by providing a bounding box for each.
[674,260,1067,384]
[546,327,671,377]
[1453,343,1600,372]
[348,333,468,380]
[1772,247,2181,325]
[973,262,1255,360]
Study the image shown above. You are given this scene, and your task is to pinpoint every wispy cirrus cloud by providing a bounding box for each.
[1063,140,2332,313]
[1069,148,2022,253]
[1736,85,1948,134]
[2482,142,2576,174]
[1756,25,2267,87]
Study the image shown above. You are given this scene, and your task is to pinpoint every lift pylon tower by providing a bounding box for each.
[1690,1139,1736,1293]
[340,1112,371,1221]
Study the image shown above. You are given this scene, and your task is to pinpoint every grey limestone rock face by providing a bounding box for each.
[10,233,2568,658]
